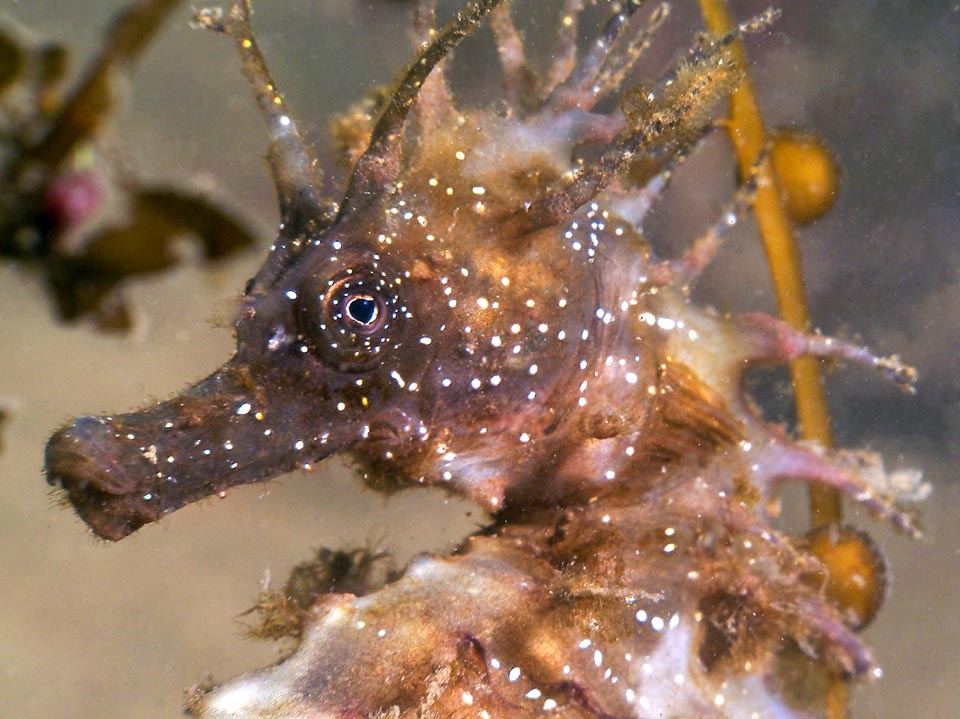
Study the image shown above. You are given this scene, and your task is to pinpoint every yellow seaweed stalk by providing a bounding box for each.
[696,0,848,716]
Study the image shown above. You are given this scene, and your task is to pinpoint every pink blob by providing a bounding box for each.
[42,171,104,232]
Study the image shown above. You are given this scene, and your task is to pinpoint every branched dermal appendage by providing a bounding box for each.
[647,162,758,288]
[591,2,671,103]
[341,0,506,210]
[488,4,538,110]
[681,7,780,79]
[736,312,918,392]
[725,311,920,536]
[547,0,649,110]
[751,439,921,538]
[515,9,778,237]
[543,0,587,95]
[193,1,330,238]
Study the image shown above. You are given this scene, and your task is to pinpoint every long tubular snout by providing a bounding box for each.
[45,359,343,540]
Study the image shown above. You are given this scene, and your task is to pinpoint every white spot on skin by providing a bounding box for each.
[207,680,266,715]
[509,667,521,682]
[651,616,665,631]
[143,445,158,464]
[525,689,541,700]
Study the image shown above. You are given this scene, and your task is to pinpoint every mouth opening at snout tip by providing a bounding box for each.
[45,421,157,541]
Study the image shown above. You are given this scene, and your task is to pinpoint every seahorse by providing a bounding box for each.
[45,2,922,717]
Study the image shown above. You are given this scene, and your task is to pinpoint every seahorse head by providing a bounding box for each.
[46,0,745,539]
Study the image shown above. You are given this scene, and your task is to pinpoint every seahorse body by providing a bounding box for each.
[45,2,921,717]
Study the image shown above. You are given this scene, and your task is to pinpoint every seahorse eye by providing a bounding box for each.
[344,294,380,330]
[299,268,402,372]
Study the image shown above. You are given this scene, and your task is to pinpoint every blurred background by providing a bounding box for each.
[0,1,956,717]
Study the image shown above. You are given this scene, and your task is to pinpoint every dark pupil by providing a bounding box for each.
[346,294,378,326]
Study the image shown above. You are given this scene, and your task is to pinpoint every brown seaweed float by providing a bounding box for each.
[45,1,923,717]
